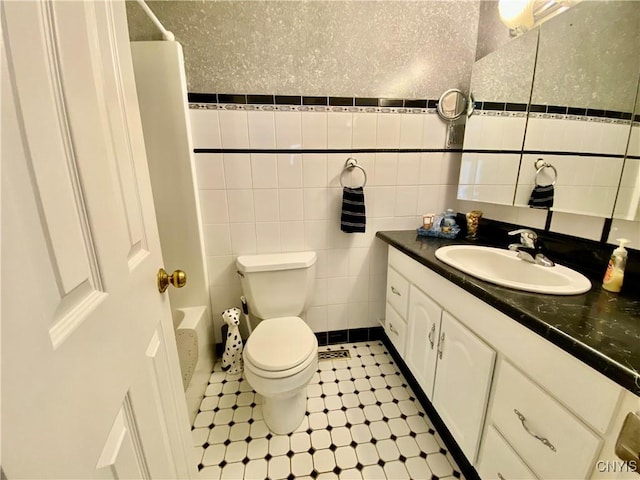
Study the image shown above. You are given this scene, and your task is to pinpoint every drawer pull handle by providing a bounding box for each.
[389,323,398,335]
[514,409,557,452]
[428,324,436,349]
[391,286,401,296]
[437,332,445,359]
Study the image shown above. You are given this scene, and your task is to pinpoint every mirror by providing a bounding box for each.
[459,1,640,219]
[613,81,640,221]
[458,30,538,204]
[437,89,467,120]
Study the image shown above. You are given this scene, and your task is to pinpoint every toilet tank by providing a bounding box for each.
[236,252,317,319]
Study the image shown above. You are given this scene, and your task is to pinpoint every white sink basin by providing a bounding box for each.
[435,245,591,295]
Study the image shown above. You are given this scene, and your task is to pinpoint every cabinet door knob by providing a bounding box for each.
[428,324,436,349]
[391,286,401,296]
[437,332,445,359]
[514,409,557,452]
[389,322,398,335]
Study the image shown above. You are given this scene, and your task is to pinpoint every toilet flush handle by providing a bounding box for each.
[236,270,245,278]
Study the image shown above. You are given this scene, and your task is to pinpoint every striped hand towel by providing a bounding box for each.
[340,186,366,233]
[528,184,554,209]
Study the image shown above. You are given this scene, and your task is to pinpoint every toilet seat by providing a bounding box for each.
[244,317,317,378]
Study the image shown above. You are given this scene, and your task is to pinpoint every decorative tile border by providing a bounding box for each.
[473,100,635,124]
[188,92,440,114]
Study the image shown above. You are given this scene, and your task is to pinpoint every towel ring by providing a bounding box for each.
[534,158,557,186]
[340,157,367,188]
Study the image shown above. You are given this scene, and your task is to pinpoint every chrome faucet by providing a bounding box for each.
[508,229,555,267]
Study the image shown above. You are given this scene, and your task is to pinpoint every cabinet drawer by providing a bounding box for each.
[491,360,601,480]
[477,425,538,480]
[386,267,409,318]
[385,303,407,356]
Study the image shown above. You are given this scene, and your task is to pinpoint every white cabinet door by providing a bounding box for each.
[433,312,496,464]
[406,285,442,400]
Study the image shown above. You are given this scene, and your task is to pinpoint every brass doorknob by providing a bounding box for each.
[157,268,187,293]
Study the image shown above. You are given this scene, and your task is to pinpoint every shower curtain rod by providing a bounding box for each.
[136,0,175,41]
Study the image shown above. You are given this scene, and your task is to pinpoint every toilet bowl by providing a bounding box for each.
[243,316,318,434]
[236,251,318,434]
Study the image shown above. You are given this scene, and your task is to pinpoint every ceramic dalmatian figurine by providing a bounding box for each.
[221,307,243,374]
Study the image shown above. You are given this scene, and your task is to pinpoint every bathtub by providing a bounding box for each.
[174,306,215,424]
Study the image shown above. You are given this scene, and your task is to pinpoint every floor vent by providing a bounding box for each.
[318,350,351,361]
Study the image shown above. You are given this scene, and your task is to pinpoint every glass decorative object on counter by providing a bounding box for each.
[466,210,483,240]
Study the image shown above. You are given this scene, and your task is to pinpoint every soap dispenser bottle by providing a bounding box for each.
[602,238,630,293]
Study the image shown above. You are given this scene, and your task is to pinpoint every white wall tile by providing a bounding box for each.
[349,276,369,302]
[219,110,250,148]
[196,153,226,189]
[279,189,304,221]
[204,224,232,255]
[352,113,377,148]
[189,109,221,149]
[255,222,281,253]
[419,152,445,185]
[327,304,348,331]
[349,248,370,277]
[247,111,276,149]
[253,189,279,222]
[370,187,396,218]
[227,189,255,222]
[327,112,353,149]
[251,154,278,189]
[207,255,235,287]
[229,223,257,254]
[279,221,305,252]
[304,188,328,220]
[396,154,421,186]
[327,276,349,304]
[223,154,252,189]
[348,302,374,329]
[301,112,328,149]
[306,306,328,333]
[376,114,401,149]
[278,153,303,188]
[303,154,328,188]
[374,153,399,186]
[304,220,328,250]
[395,186,418,216]
[311,278,328,306]
[200,189,229,224]
[399,114,424,148]
[608,219,640,247]
[550,212,604,241]
[327,249,350,277]
[422,115,447,149]
[275,111,302,149]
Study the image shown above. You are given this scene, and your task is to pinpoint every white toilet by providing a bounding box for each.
[236,251,318,434]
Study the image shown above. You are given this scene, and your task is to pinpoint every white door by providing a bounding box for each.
[433,312,495,464]
[405,285,441,400]
[2,1,193,478]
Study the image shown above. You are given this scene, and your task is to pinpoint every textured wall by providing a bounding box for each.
[474,0,511,61]
[533,1,640,112]
[126,0,481,98]
[470,27,537,104]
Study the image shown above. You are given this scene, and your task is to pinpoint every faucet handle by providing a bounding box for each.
[508,228,537,248]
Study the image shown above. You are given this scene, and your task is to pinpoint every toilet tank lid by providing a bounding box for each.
[236,251,317,273]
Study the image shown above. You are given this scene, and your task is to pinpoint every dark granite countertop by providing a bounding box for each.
[376,230,640,396]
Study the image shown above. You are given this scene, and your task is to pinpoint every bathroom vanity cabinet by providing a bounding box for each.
[386,249,495,463]
[382,242,639,480]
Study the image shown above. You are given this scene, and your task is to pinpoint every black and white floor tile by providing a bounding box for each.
[192,341,465,480]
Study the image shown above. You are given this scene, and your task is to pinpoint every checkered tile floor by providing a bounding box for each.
[192,341,465,480]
